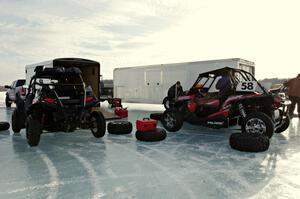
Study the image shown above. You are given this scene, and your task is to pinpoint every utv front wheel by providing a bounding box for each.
[26,115,42,147]
[90,112,106,138]
[242,112,274,138]
[5,95,12,108]
[12,109,22,133]
[161,110,183,132]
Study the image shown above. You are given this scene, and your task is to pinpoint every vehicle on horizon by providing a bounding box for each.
[4,79,26,107]
[12,66,106,146]
[161,67,291,138]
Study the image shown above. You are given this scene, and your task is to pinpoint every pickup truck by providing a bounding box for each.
[5,79,26,107]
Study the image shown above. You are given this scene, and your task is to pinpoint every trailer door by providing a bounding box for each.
[145,69,162,103]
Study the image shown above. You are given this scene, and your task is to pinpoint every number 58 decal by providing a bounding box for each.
[236,81,257,92]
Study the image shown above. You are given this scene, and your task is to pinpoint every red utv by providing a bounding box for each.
[161,67,291,138]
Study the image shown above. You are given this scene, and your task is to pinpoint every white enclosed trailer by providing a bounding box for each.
[113,58,255,104]
[25,58,101,98]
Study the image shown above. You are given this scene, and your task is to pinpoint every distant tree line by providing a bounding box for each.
[259,78,289,88]
[0,86,6,92]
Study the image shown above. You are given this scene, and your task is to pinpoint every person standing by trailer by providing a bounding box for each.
[285,74,300,117]
[168,81,183,100]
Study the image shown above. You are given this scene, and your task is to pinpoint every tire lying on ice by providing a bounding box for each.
[107,121,132,135]
[275,116,290,134]
[149,113,163,121]
[229,133,270,152]
[0,122,10,131]
[135,128,167,142]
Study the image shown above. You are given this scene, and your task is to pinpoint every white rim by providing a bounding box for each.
[245,118,266,134]
[164,113,176,128]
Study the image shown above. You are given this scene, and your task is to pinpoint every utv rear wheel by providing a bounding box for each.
[242,112,274,138]
[90,112,106,138]
[12,109,22,133]
[26,115,42,147]
[275,116,290,133]
[5,95,12,108]
[161,110,183,132]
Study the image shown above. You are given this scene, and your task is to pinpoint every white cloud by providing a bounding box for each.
[0,0,300,84]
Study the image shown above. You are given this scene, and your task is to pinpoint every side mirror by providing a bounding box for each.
[4,85,11,89]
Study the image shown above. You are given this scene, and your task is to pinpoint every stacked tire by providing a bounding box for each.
[230,112,273,152]
[107,121,133,135]
[229,133,269,152]
[135,118,167,142]
[136,128,167,142]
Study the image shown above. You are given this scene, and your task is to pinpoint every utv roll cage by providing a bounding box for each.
[28,67,85,92]
[191,67,268,94]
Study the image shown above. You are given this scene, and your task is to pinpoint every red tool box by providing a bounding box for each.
[115,107,128,118]
[136,118,157,132]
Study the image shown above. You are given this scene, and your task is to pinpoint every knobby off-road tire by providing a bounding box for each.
[150,113,163,121]
[229,133,270,152]
[136,128,167,142]
[90,112,106,138]
[107,121,132,135]
[0,122,10,131]
[12,109,23,133]
[5,95,12,108]
[242,112,274,138]
[161,110,183,132]
[26,115,42,147]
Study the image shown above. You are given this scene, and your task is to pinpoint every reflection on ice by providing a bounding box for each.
[0,105,300,199]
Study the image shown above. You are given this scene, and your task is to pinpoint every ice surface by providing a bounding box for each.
[0,94,300,199]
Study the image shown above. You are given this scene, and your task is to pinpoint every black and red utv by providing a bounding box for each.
[12,67,106,146]
[161,67,290,138]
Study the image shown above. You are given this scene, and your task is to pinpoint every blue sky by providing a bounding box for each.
[0,0,300,84]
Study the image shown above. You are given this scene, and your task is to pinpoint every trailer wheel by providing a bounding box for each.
[107,121,132,135]
[0,122,10,131]
[161,110,183,132]
[275,116,290,133]
[136,128,167,142]
[150,113,163,121]
[90,112,106,138]
[26,115,42,147]
[241,112,274,138]
[229,133,269,152]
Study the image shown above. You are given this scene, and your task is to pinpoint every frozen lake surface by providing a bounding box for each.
[0,92,300,199]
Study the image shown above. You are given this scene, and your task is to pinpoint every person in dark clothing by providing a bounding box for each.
[216,75,232,102]
[168,81,183,99]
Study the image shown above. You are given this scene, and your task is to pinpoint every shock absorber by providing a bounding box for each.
[238,103,246,118]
